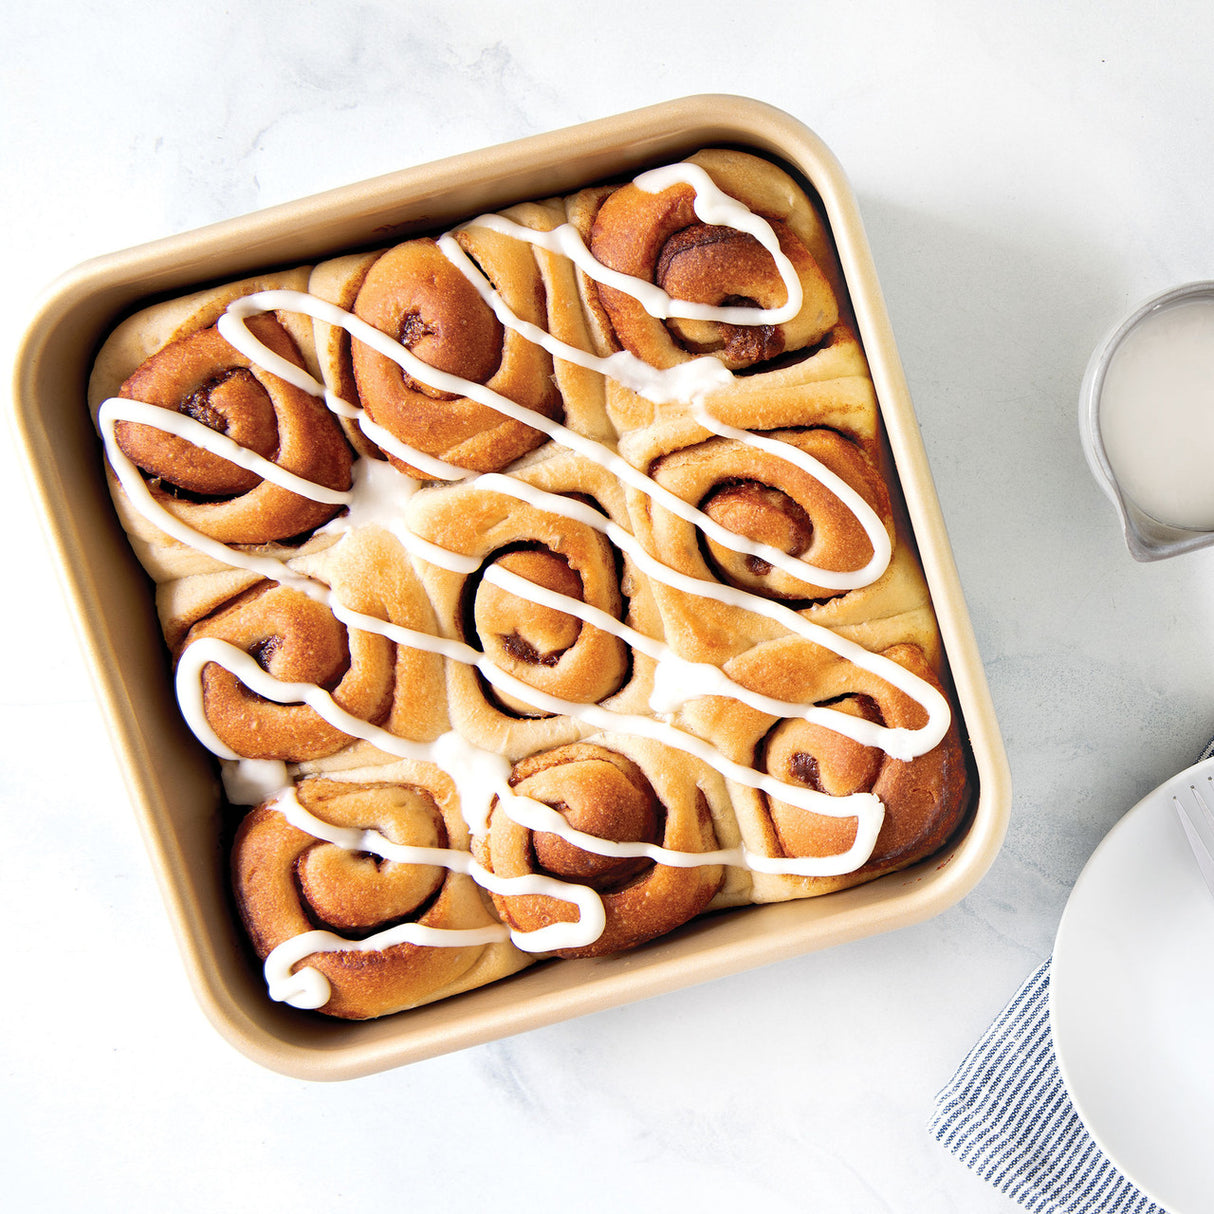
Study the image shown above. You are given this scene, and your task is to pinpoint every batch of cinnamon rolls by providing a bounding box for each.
[89,148,970,1021]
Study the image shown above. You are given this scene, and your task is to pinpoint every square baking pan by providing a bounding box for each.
[13,94,1011,1080]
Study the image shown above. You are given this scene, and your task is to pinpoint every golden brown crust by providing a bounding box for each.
[112,315,353,546]
[685,641,968,901]
[89,271,354,592]
[232,770,530,1019]
[585,149,840,373]
[176,527,447,764]
[289,527,450,755]
[179,581,394,763]
[88,268,319,398]
[341,223,562,476]
[474,738,730,958]
[307,252,382,461]
[634,427,898,655]
[405,446,654,759]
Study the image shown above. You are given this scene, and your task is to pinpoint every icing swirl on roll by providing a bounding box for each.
[112,314,353,545]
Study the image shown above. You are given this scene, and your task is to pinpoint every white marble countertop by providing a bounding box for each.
[5,3,1213,1210]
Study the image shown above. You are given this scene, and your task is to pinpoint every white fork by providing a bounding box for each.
[1170,765,1214,896]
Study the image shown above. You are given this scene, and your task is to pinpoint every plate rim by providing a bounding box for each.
[1049,755,1214,1214]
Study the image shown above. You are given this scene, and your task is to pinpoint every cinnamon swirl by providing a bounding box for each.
[473,738,738,958]
[233,768,529,1019]
[309,208,568,477]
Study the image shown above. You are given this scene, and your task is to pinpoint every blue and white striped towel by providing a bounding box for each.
[929,959,1163,1213]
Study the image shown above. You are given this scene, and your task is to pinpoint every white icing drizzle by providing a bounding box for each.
[436,228,738,403]
[98,395,944,756]
[470,473,949,760]
[687,400,894,589]
[103,160,955,1004]
[221,286,888,593]
[262,785,606,1007]
[262,765,876,1009]
[462,162,803,328]
[100,409,907,802]
[223,758,291,806]
[96,407,921,769]
[104,403,352,505]
[324,458,481,573]
[176,635,884,827]
[178,629,887,979]
[97,400,327,601]
[433,244,891,591]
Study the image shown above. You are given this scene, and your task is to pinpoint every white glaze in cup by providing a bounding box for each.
[1079,281,1214,561]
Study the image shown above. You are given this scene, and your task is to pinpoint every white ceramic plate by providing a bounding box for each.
[1051,758,1214,1214]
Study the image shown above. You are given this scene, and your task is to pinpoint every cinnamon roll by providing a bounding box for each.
[289,525,450,762]
[232,768,529,1019]
[473,738,736,958]
[93,282,351,569]
[567,150,879,445]
[580,148,840,372]
[177,581,394,763]
[309,208,564,478]
[176,526,446,764]
[624,425,914,663]
[405,447,650,758]
[686,639,968,901]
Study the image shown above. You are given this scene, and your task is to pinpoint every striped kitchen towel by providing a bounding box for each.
[929,959,1163,1213]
